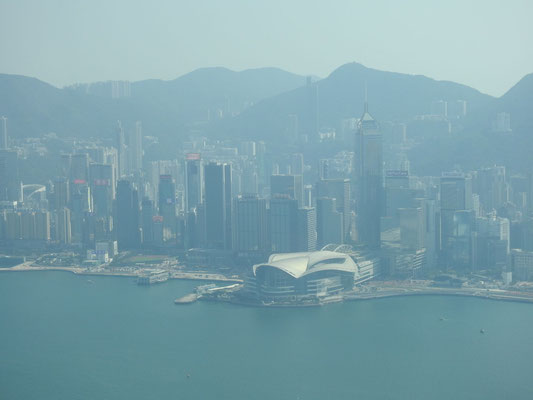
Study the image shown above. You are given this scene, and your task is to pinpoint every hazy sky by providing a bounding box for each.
[1,0,532,96]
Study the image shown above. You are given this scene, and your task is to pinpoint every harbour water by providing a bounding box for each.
[1,271,532,400]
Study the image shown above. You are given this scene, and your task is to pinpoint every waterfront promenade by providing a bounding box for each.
[2,262,532,305]
[0,262,242,283]
[347,281,533,304]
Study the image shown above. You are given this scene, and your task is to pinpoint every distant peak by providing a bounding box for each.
[329,62,369,77]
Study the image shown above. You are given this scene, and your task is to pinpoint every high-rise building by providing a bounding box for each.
[5,212,22,240]
[60,154,71,178]
[56,207,72,244]
[158,175,176,240]
[286,114,299,144]
[21,212,36,240]
[440,173,473,268]
[70,153,89,185]
[141,197,154,245]
[316,178,351,242]
[269,197,298,252]
[204,162,232,250]
[391,123,407,144]
[116,180,140,250]
[474,166,508,215]
[52,177,70,211]
[239,141,256,157]
[185,153,203,212]
[440,173,473,241]
[0,150,21,202]
[233,194,268,253]
[297,207,317,252]
[116,120,127,177]
[290,153,304,175]
[0,116,7,149]
[241,160,258,195]
[271,174,304,207]
[354,102,383,249]
[89,163,115,217]
[399,207,425,251]
[70,184,91,243]
[129,121,143,172]
[34,211,51,241]
[316,197,343,248]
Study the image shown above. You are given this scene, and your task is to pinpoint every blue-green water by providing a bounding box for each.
[1,271,532,400]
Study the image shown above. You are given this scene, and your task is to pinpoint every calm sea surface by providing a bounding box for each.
[1,271,532,400]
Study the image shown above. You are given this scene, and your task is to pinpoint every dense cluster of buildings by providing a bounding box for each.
[1,94,533,290]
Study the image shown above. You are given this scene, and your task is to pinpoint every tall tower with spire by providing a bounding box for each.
[354,95,383,249]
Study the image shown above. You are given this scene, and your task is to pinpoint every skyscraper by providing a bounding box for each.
[316,178,351,242]
[0,150,21,202]
[316,197,343,248]
[297,207,317,252]
[233,194,268,253]
[70,153,89,185]
[354,102,383,249]
[290,153,304,175]
[70,183,91,243]
[474,166,508,214]
[89,163,115,217]
[56,207,72,244]
[158,174,176,240]
[129,121,143,173]
[271,174,304,207]
[52,177,70,211]
[5,211,21,240]
[116,120,127,177]
[60,154,71,178]
[141,197,155,245]
[269,197,298,253]
[440,173,473,267]
[399,207,425,251]
[34,211,51,241]
[286,114,299,144]
[116,180,140,250]
[204,162,232,250]
[185,153,203,212]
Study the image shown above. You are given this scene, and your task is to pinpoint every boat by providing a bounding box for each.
[480,329,485,334]
[174,293,198,304]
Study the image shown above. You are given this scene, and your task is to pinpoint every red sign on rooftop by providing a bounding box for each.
[186,153,201,160]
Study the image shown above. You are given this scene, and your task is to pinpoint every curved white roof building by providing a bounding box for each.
[247,251,358,300]
[253,251,358,278]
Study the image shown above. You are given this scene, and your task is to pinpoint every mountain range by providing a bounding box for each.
[0,62,532,173]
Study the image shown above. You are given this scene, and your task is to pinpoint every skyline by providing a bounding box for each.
[2,2,533,399]
[0,0,532,96]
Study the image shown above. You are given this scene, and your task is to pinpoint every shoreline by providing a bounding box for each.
[3,265,533,305]
[0,264,243,283]
[345,289,533,305]
[207,290,533,308]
